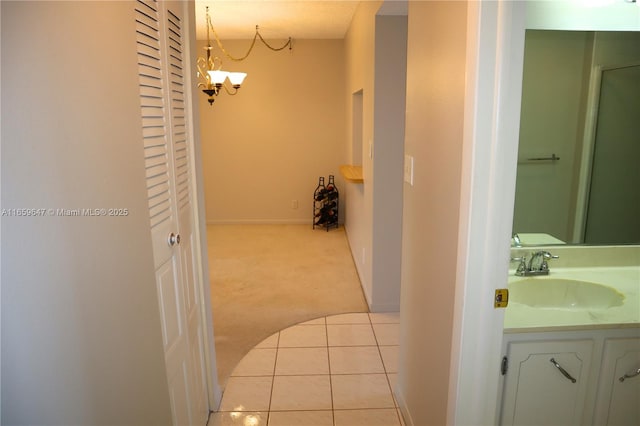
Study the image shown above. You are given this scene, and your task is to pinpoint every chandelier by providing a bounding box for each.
[197,6,293,106]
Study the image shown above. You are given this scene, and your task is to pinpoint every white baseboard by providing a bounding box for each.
[395,388,414,426]
[206,219,313,226]
[368,302,401,313]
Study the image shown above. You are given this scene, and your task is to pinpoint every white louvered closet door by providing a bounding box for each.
[135,1,207,424]
[165,4,208,423]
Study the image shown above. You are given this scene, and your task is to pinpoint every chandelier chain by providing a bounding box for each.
[207,13,292,62]
[198,6,292,105]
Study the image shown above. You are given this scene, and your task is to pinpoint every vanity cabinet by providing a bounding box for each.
[593,337,640,426]
[500,339,594,426]
[500,329,640,426]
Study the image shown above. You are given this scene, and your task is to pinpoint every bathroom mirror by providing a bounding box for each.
[511,29,640,246]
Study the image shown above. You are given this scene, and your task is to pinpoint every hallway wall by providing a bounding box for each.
[199,39,347,225]
[342,1,405,313]
[1,1,172,424]
[343,0,379,309]
[370,14,406,312]
[398,1,469,424]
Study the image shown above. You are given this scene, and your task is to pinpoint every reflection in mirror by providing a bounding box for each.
[512,30,640,246]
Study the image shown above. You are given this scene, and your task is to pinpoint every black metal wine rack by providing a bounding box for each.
[313,175,339,231]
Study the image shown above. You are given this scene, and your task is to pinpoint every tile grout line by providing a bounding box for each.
[372,318,403,425]
[332,315,399,423]
[265,331,281,424]
[216,313,402,425]
[324,316,337,426]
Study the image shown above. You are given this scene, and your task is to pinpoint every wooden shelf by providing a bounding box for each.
[340,165,364,183]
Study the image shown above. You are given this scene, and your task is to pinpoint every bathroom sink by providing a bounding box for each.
[509,278,625,309]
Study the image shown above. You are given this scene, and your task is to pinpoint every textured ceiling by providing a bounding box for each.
[195,0,361,40]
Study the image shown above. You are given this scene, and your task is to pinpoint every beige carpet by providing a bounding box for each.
[207,224,368,386]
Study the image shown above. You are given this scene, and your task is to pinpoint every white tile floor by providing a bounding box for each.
[209,312,405,426]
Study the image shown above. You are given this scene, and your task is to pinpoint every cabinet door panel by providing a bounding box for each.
[501,340,593,426]
[594,337,640,426]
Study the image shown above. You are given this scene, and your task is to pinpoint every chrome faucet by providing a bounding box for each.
[512,233,522,247]
[512,250,559,276]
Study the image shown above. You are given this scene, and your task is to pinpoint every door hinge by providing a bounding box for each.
[501,356,508,375]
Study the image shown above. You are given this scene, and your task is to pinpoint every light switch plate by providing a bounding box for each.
[404,155,414,186]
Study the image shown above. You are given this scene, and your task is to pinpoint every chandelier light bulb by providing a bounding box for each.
[227,72,247,87]
[207,70,228,85]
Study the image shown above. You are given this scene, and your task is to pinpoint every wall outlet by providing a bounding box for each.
[291,199,298,209]
[404,155,414,186]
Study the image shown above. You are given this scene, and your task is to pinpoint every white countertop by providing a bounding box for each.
[504,266,640,333]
